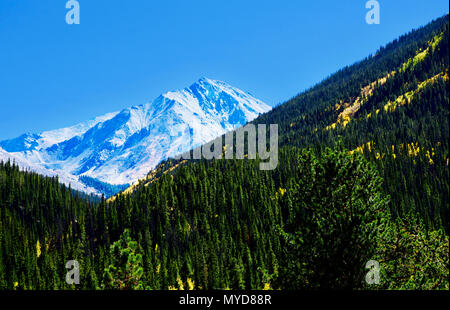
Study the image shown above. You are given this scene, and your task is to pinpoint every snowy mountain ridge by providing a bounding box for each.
[0,78,271,195]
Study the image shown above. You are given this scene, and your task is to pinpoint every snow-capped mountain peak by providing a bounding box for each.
[0,78,271,194]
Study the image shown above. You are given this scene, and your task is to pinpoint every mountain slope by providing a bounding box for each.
[0,146,99,194]
[253,15,449,230]
[0,78,271,190]
[129,15,449,231]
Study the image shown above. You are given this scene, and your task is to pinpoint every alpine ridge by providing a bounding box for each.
[0,78,271,194]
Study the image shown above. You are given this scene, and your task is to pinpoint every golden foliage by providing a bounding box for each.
[36,240,41,258]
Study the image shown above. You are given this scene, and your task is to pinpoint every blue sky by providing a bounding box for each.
[0,0,448,140]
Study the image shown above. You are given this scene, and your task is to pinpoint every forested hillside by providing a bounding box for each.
[255,15,449,231]
[1,149,448,290]
[0,15,448,290]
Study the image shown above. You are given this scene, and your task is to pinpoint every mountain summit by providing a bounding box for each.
[0,78,271,193]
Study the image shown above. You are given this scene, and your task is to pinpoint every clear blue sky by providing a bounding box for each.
[0,0,448,140]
